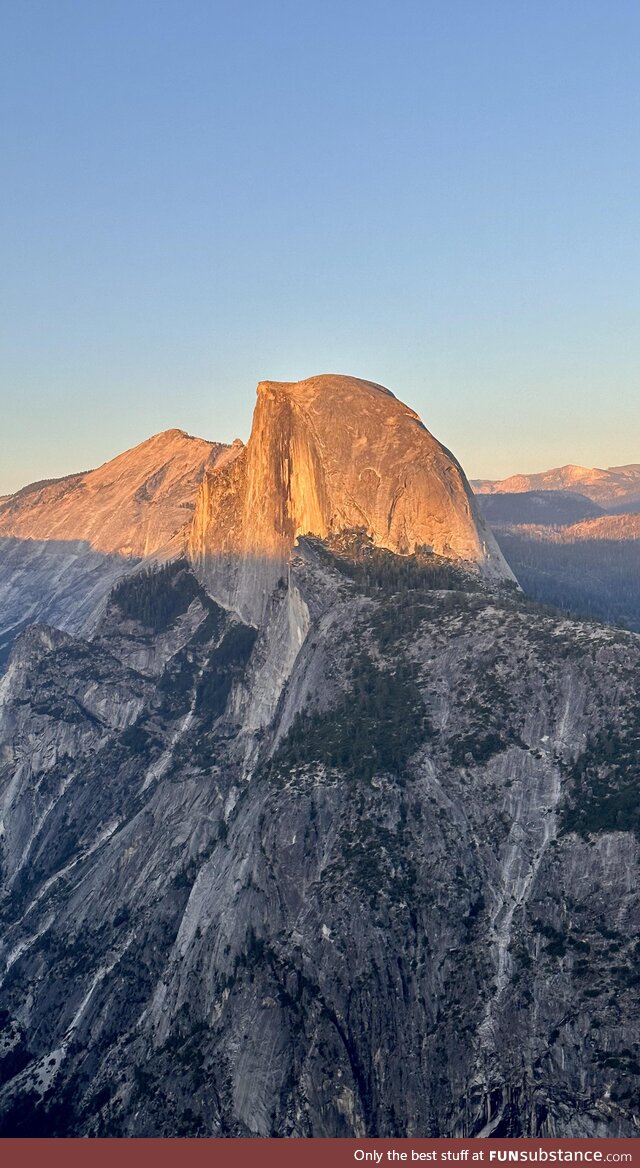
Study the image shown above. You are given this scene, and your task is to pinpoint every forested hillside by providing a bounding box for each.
[495,514,640,632]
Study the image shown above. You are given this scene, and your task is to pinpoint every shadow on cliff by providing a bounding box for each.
[0,536,142,669]
[0,531,498,672]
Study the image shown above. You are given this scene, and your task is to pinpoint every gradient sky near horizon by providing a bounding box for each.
[2,0,639,495]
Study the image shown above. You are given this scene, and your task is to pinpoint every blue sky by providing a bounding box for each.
[2,0,639,493]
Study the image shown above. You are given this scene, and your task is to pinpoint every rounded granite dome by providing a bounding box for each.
[188,374,514,623]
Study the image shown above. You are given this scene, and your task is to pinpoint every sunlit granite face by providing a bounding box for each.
[188,373,513,623]
[0,429,221,558]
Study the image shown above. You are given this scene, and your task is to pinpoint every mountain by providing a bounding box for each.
[188,375,512,623]
[475,490,603,527]
[0,430,225,666]
[0,429,221,555]
[472,463,640,511]
[0,376,639,1138]
[473,468,640,632]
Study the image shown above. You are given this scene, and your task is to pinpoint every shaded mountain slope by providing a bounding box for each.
[490,513,640,634]
[0,430,225,666]
[476,491,603,527]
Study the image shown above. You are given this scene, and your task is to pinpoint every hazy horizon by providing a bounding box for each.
[2,379,638,499]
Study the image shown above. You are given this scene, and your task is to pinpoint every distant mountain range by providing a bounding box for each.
[473,469,640,633]
[475,490,603,527]
[472,463,640,510]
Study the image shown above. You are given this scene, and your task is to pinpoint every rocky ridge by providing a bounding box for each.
[0,430,226,666]
[0,429,221,557]
[473,464,640,511]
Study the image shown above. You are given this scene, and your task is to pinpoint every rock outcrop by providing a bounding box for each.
[0,429,222,558]
[188,375,513,623]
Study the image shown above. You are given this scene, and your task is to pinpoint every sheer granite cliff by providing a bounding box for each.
[188,376,512,623]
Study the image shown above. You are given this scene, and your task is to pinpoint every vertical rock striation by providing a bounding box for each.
[188,375,513,623]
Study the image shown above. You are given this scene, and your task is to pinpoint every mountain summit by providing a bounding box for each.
[189,374,513,622]
[0,376,512,660]
[473,462,640,510]
[0,428,222,558]
[0,430,224,664]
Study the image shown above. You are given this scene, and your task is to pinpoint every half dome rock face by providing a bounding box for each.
[188,374,513,623]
